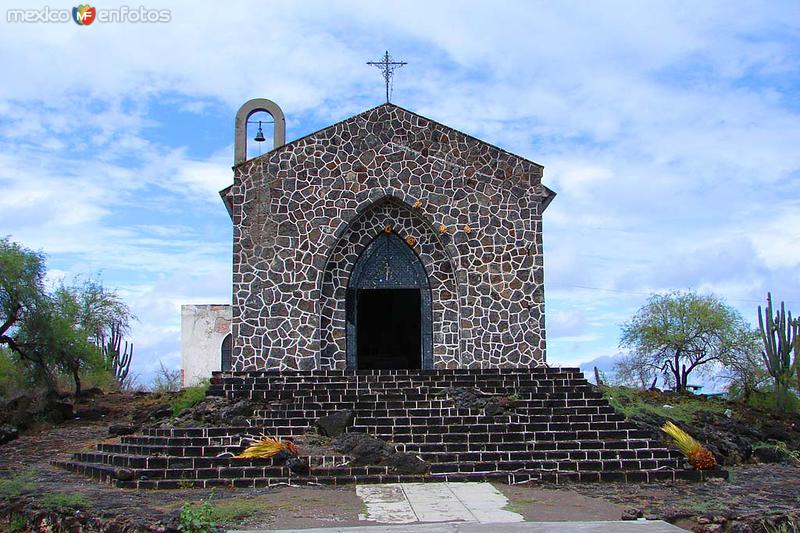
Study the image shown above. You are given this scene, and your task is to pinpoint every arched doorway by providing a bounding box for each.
[346,231,433,370]
[221,333,233,372]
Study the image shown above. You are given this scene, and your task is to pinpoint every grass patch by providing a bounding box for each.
[679,500,726,515]
[171,379,210,416]
[601,386,726,424]
[169,496,267,528]
[8,513,26,532]
[0,471,37,497]
[211,499,262,523]
[744,390,800,415]
[42,492,89,510]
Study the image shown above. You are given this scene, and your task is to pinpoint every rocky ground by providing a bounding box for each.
[0,389,798,532]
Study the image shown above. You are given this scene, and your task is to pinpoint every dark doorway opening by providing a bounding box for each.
[356,288,421,370]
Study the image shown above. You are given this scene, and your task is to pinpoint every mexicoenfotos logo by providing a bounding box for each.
[6,5,171,24]
[72,4,96,25]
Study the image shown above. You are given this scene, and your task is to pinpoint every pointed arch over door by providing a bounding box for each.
[346,232,433,370]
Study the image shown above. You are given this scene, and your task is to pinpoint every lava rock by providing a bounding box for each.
[113,468,135,481]
[108,424,137,437]
[483,401,504,417]
[333,433,395,465]
[621,508,643,520]
[286,456,310,475]
[316,410,355,437]
[272,449,293,465]
[79,387,104,397]
[152,406,173,418]
[444,387,490,410]
[385,453,430,474]
[753,446,790,464]
[44,400,74,424]
[74,407,108,421]
[0,424,19,445]
[726,521,754,533]
[220,399,258,420]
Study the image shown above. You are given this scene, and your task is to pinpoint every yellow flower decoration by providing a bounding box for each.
[405,235,417,246]
[413,200,422,209]
[439,224,448,234]
[384,224,393,233]
[463,225,472,234]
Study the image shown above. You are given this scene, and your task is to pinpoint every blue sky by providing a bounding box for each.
[1,1,799,385]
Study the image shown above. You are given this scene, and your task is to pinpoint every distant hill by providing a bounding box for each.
[577,353,727,393]
[579,354,620,385]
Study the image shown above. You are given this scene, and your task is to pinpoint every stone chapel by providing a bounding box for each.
[217,99,556,373]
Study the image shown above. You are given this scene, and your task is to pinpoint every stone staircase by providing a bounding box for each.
[55,368,727,489]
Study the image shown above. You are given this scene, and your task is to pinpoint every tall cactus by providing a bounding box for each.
[757,293,799,412]
[101,322,133,387]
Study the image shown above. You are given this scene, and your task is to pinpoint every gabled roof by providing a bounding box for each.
[222,102,556,215]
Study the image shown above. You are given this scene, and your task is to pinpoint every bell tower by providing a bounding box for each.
[233,98,286,164]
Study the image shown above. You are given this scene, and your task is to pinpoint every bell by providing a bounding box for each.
[253,121,266,143]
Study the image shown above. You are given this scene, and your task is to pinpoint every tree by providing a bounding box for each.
[718,323,766,401]
[0,238,54,387]
[0,238,132,394]
[50,280,131,395]
[151,361,181,393]
[613,352,662,390]
[620,291,754,393]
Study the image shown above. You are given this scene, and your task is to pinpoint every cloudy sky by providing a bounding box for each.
[1,1,798,384]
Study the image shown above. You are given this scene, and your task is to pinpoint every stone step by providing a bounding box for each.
[57,368,724,490]
[428,457,681,474]
[402,448,681,463]
[141,426,252,438]
[251,409,627,424]
[72,451,349,470]
[56,458,726,490]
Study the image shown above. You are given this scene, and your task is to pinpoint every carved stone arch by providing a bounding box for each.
[319,195,462,369]
[315,191,461,278]
[234,98,286,165]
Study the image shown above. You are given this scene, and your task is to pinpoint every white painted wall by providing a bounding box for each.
[180,304,232,387]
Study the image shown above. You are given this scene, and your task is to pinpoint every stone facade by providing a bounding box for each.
[222,103,555,371]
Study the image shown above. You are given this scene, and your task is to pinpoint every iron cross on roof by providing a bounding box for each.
[367,50,407,103]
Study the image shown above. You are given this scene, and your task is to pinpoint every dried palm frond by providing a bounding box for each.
[661,421,717,470]
[236,436,299,459]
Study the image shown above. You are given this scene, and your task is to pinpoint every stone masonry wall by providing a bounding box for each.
[229,104,552,370]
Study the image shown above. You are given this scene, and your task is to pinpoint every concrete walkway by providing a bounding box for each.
[231,482,685,533]
[237,520,685,532]
[356,482,524,524]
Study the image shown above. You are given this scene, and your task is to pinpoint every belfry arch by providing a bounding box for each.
[233,98,286,164]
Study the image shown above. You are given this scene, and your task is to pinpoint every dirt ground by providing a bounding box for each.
[1,392,799,531]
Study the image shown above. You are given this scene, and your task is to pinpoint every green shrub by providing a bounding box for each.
[0,348,31,398]
[753,441,800,463]
[0,471,36,497]
[210,499,261,523]
[179,499,217,533]
[8,513,26,532]
[171,380,210,416]
[601,385,726,424]
[42,492,89,510]
[745,389,800,414]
